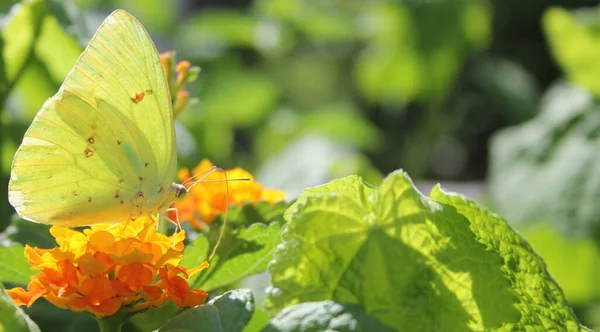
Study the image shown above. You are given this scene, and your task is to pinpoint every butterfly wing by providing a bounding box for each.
[9,10,176,226]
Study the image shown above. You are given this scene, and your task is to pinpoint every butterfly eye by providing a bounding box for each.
[173,183,187,198]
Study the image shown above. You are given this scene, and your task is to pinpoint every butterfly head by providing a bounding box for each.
[171,182,187,202]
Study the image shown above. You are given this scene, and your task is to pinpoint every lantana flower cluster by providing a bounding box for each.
[8,217,208,317]
[170,159,286,229]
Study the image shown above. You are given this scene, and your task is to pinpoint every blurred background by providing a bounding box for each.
[2,0,600,329]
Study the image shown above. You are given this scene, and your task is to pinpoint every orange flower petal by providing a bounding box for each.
[90,297,121,317]
[117,262,155,291]
[80,276,116,306]
[183,289,208,308]
[7,279,46,307]
[77,253,107,276]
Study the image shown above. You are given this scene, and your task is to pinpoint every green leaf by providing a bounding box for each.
[1,0,45,85]
[518,223,600,305]
[544,6,600,96]
[158,289,254,332]
[191,222,284,292]
[430,184,584,331]
[0,283,40,332]
[129,302,179,332]
[213,201,290,228]
[0,244,35,285]
[489,81,600,236]
[267,171,585,330]
[261,300,394,332]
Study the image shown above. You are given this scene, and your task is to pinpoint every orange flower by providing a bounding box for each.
[7,217,208,318]
[170,159,286,229]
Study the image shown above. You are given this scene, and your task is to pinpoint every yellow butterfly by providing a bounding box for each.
[8,10,187,227]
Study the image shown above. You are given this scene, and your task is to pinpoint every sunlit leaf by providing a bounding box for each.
[519,223,600,305]
[267,171,584,330]
[190,222,283,292]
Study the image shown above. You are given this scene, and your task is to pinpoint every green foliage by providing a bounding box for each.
[261,300,394,332]
[0,244,35,284]
[489,82,600,237]
[267,172,584,330]
[353,0,491,103]
[188,222,284,292]
[0,284,40,332]
[544,6,600,97]
[158,289,254,332]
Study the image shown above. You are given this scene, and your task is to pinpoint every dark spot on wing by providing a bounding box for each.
[158,186,164,193]
[72,191,78,196]
[119,179,124,184]
[114,190,120,198]
[146,89,153,95]
[138,177,144,182]
[120,200,124,205]
[88,137,95,144]
[132,92,145,104]
[138,191,144,197]
[84,148,94,157]
[117,140,122,145]
[88,197,92,203]
[144,162,149,167]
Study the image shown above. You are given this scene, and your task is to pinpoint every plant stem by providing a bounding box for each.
[158,214,168,235]
[96,315,125,332]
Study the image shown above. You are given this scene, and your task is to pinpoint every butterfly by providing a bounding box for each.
[8,9,188,227]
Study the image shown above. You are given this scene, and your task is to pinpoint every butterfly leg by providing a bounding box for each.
[160,208,181,233]
[159,209,182,247]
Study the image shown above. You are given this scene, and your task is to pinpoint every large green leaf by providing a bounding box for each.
[261,300,394,332]
[158,289,254,332]
[0,283,40,332]
[489,81,600,237]
[267,171,585,330]
[0,244,35,285]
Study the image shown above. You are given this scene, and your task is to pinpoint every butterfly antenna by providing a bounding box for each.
[186,171,251,191]
[182,166,218,186]
[209,168,228,261]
